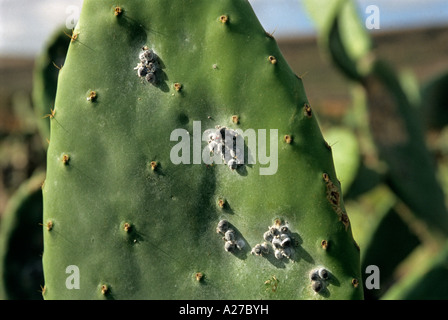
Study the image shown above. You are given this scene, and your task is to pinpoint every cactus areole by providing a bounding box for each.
[42,0,363,299]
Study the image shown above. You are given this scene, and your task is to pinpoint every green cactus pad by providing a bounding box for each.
[303,0,372,81]
[0,171,45,300]
[363,60,448,236]
[42,0,362,299]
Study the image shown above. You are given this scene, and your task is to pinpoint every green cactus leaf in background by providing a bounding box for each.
[303,0,448,238]
[420,71,448,132]
[382,240,448,300]
[302,0,448,300]
[32,26,71,145]
[360,204,421,300]
[303,0,372,81]
[42,0,362,299]
[364,60,448,237]
[0,171,45,300]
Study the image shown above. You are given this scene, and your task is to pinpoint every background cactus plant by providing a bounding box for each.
[41,0,362,299]
[0,170,45,300]
[32,26,71,146]
[303,0,448,299]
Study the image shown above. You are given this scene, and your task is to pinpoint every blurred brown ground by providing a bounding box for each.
[0,25,448,215]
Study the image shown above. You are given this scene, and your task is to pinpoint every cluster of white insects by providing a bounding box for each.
[216,218,295,259]
[134,46,158,84]
[216,219,244,253]
[309,267,331,293]
[206,126,244,170]
[251,220,294,260]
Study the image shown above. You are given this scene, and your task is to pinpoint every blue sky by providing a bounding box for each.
[0,0,447,57]
[252,0,448,36]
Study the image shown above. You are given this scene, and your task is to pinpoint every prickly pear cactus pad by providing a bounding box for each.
[42,0,363,299]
